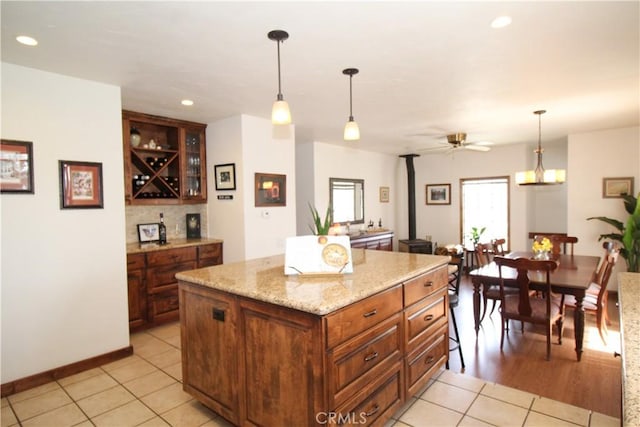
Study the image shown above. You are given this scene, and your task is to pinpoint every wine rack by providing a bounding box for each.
[123,111,207,205]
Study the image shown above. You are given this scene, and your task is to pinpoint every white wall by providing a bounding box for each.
[410,144,533,251]
[300,142,398,242]
[207,115,296,262]
[1,63,129,383]
[568,126,640,288]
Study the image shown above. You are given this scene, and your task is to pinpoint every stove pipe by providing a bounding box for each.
[399,154,419,240]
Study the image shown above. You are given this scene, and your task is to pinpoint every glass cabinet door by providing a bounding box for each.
[183,128,206,201]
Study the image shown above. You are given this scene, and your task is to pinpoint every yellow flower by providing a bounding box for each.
[532,237,553,252]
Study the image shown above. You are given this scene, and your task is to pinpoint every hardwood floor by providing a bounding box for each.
[449,274,622,418]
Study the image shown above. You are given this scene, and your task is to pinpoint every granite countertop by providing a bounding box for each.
[619,272,640,427]
[126,237,223,254]
[176,249,448,316]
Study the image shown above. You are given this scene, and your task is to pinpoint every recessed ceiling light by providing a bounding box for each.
[181,99,194,106]
[491,16,512,29]
[16,35,38,46]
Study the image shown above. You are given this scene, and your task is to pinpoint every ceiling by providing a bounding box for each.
[2,1,639,155]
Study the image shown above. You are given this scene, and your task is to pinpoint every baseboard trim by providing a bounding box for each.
[1,345,133,397]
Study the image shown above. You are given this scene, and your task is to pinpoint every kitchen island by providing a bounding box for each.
[619,272,640,426]
[176,249,449,426]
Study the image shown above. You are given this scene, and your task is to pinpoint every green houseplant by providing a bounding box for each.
[470,226,486,245]
[308,203,332,235]
[587,192,639,272]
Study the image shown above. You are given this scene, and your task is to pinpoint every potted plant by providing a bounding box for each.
[308,203,332,235]
[587,193,639,272]
[470,226,486,245]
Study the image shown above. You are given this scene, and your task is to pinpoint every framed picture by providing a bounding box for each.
[379,186,390,203]
[426,183,451,205]
[137,223,160,243]
[255,172,286,207]
[603,177,634,198]
[59,160,104,209]
[1,139,34,194]
[214,163,236,191]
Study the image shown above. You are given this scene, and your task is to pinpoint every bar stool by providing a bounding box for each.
[446,252,465,370]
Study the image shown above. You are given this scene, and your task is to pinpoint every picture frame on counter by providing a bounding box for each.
[137,223,160,243]
[59,160,104,209]
[426,183,451,205]
[255,172,286,207]
[1,139,34,194]
[602,177,634,198]
[214,163,236,191]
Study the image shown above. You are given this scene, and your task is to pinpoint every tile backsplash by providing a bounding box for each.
[125,204,208,243]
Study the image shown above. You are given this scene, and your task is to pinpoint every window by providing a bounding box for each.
[460,176,510,249]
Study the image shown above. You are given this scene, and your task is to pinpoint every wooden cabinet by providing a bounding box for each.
[349,231,393,251]
[122,110,207,205]
[179,263,447,427]
[127,241,222,331]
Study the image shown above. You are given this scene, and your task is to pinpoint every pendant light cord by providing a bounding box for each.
[276,40,283,99]
[349,74,354,119]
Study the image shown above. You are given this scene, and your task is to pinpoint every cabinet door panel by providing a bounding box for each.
[127,269,146,329]
[404,290,447,353]
[403,266,447,307]
[147,261,196,291]
[180,286,239,424]
[146,247,196,267]
[405,325,447,397]
[241,300,324,427]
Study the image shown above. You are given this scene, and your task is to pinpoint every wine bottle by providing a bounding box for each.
[159,213,167,245]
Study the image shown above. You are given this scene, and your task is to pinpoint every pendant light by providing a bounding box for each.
[515,110,566,185]
[268,30,291,125]
[343,68,360,141]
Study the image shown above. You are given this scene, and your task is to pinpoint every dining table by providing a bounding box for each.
[469,251,601,361]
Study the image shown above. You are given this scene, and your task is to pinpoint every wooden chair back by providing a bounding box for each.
[594,248,619,307]
[491,238,507,256]
[593,241,616,284]
[494,256,557,320]
[549,235,578,256]
[475,243,493,267]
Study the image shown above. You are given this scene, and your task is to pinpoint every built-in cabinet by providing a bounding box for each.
[127,241,222,331]
[179,263,447,426]
[122,110,207,205]
[349,231,394,251]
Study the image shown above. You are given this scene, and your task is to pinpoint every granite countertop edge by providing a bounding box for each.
[126,237,223,254]
[619,272,640,427]
[176,251,448,316]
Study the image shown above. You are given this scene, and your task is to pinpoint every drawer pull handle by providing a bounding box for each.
[365,404,380,417]
[425,355,435,365]
[424,314,434,321]
[423,281,434,288]
[363,309,377,318]
[364,352,379,362]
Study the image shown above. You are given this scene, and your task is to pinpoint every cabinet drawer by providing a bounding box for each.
[147,247,197,267]
[147,261,196,291]
[326,286,402,349]
[404,289,448,353]
[406,325,447,397]
[334,364,403,427]
[403,266,447,307]
[198,243,221,260]
[127,253,145,270]
[328,314,402,406]
[150,289,179,323]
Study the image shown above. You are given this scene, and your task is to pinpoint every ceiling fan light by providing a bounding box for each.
[272,99,291,125]
[344,118,360,141]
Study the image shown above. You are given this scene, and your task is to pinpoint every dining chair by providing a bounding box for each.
[475,243,500,323]
[445,250,465,370]
[563,245,619,344]
[549,235,579,256]
[494,256,563,360]
[491,238,507,256]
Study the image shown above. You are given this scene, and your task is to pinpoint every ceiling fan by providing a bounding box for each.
[418,133,492,154]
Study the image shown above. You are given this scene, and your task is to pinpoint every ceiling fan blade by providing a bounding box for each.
[463,144,491,152]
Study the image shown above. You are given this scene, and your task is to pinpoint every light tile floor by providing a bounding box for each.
[1,322,620,427]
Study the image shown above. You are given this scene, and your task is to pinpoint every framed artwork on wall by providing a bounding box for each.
[426,183,451,205]
[214,163,236,190]
[1,139,34,194]
[602,177,634,198]
[255,172,286,207]
[379,186,390,203]
[59,160,104,209]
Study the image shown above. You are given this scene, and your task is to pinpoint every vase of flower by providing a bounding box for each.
[532,236,553,260]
